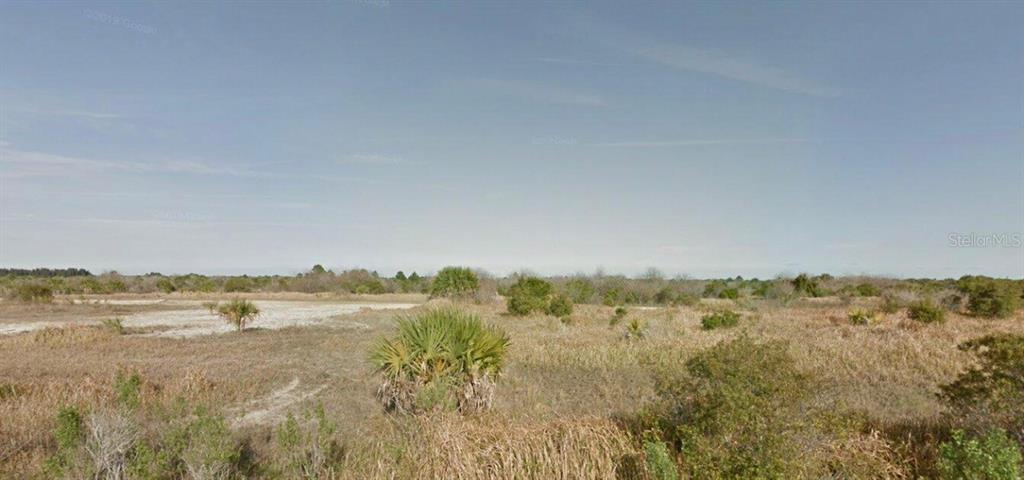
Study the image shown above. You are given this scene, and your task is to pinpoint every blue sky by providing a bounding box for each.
[1,1,1021,278]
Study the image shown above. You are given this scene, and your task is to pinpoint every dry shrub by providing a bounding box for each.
[30,324,120,346]
[824,429,909,479]
[351,415,643,479]
[84,408,138,479]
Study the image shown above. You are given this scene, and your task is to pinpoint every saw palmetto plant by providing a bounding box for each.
[370,308,510,414]
[215,299,261,332]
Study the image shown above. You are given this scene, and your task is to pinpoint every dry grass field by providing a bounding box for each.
[1,291,1021,478]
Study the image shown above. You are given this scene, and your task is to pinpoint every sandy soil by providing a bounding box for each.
[0,299,420,337]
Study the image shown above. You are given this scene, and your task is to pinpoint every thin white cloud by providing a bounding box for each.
[529,57,619,67]
[467,78,607,107]
[590,138,816,148]
[629,43,841,97]
[337,153,410,165]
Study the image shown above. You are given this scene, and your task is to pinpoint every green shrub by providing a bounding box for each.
[369,308,510,414]
[610,306,628,326]
[700,310,741,330]
[45,405,85,475]
[115,370,142,409]
[854,283,882,297]
[791,274,823,297]
[545,294,573,318]
[602,289,621,306]
[717,288,739,300]
[275,404,341,478]
[222,276,253,293]
[674,293,699,307]
[909,300,945,323]
[650,336,811,479]
[848,309,875,325]
[179,409,240,479]
[215,299,261,331]
[937,429,1022,480]
[643,439,679,480]
[941,334,1024,445]
[430,267,479,298]
[155,278,177,294]
[506,277,553,316]
[12,282,54,303]
[966,281,1020,319]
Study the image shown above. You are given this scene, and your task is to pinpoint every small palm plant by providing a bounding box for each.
[369,308,510,414]
[215,299,260,332]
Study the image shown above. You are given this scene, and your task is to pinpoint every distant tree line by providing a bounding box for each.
[0,267,92,277]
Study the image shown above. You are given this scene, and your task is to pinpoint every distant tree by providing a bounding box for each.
[311,264,327,274]
[395,271,408,282]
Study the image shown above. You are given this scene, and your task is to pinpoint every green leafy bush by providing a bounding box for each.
[941,334,1024,445]
[430,267,479,298]
[880,294,901,314]
[45,406,84,475]
[155,278,177,294]
[643,439,679,480]
[909,300,946,323]
[717,288,739,300]
[649,336,812,478]
[545,293,573,318]
[791,274,823,297]
[369,308,510,414]
[700,310,741,330]
[506,277,553,316]
[965,281,1020,319]
[610,306,628,326]
[937,429,1021,480]
[855,283,882,297]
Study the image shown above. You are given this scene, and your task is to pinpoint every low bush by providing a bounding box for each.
[610,306,628,326]
[506,277,553,316]
[11,282,54,303]
[717,287,739,300]
[369,308,510,414]
[647,336,812,478]
[643,439,679,480]
[275,405,341,478]
[940,334,1024,445]
[908,300,945,323]
[937,429,1021,480]
[880,294,901,314]
[700,310,741,330]
[430,267,480,299]
[855,283,882,297]
[965,280,1020,318]
[792,274,823,297]
[102,318,126,335]
[848,309,875,325]
[545,293,573,318]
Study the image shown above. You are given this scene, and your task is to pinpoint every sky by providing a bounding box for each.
[0,1,1022,278]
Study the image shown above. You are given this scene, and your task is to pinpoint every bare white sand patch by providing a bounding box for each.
[231,377,327,428]
[70,298,169,305]
[138,301,417,338]
[0,301,417,337]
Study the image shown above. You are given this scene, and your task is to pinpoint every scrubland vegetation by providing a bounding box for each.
[1,268,1023,478]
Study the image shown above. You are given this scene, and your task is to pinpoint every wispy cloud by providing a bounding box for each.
[529,57,619,67]
[628,43,841,97]
[589,138,816,148]
[337,153,411,165]
[466,78,607,107]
